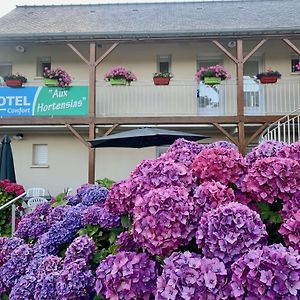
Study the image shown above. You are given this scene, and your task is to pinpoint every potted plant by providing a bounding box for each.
[4,74,27,87]
[256,69,281,84]
[43,67,72,87]
[195,65,231,86]
[153,72,173,85]
[104,66,137,86]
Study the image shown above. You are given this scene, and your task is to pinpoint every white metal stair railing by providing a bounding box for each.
[0,191,26,236]
[261,107,300,143]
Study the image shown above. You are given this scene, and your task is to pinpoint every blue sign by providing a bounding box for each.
[0,87,38,116]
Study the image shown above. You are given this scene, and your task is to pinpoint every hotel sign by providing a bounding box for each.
[0,86,88,116]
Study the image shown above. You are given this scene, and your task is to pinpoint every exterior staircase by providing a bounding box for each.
[261,108,300,143]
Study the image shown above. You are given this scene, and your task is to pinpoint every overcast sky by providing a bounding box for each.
[0,0,222,18]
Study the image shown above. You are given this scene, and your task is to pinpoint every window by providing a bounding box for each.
[32,144,48,166]
[0,63,12,77]
[157,55,171,73]
[36,57,51,77]
[196,57,222,71]
[291,57,300,73]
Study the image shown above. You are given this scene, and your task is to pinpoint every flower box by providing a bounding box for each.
[109,78,127,86]
[153,77,171,85]
[204,77,221,85]
[5,79,23,87]
[44,78,58,86]
[259,76,278,84]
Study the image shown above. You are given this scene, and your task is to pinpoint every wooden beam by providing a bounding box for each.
[95,42,120,67]
[103,123,119,136]
[67,43,90,65]
[65,124,90,148]
[212,40,238,63]
[212,123,238,146]
[245,122,269,146]
[238,121,246,154]
[243,39,267,63]
[282,38,300,56]
[236,39,244,117]
[89,42,96,118]
[88,123,96,184]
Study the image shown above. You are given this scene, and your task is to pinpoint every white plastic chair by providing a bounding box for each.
[27,196,48,210]
[26,187,46,197]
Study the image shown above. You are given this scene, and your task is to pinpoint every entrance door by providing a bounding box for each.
[244,59,264,114]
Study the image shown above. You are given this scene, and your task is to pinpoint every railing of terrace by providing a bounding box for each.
[0,191,26,235]
[260,107,300,143]
[25,77,300,117]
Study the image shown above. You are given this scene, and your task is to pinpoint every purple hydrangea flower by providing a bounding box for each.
[192,147,246,185]
[206,140,238,150]
[196,202,267,264]
[115,231,140,253]
[82,203,120,229]
[64,235,96,266]
[9,274,36,300]
[156,251,229,300]
[105,179,138,216]
[133,186,194,256]
[0,244,33,292]
[46,205,71,226]
[56,259,95,299]
[279,210,300,251]
[281,191,300,220]
[14,202,52,239]
[161,138,205,167]
[278,141,300,164]
[0,237,24,267]
[132,157,195,195]
[81,184,109,206]
[240,157,300,204]
[230,244,300,299]
[95,251,157,300]
[245,140,286,166]
[34,255,62,300]
[193,180,236,217]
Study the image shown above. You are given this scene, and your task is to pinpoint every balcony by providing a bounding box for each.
[95,78,300,117]
[21,77,300,118]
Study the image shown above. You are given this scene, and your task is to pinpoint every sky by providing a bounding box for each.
[0,0,219,18]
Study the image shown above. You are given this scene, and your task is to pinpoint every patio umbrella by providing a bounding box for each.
[89,127,208,148]
[0,135,16,182]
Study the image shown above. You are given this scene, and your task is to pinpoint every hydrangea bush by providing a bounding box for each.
[0,139,299,299]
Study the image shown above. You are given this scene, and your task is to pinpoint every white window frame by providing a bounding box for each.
[157,55,172,73]
[32,144,49,168]
[36,57,51,77]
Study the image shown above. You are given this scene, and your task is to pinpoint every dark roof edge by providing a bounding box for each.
[1,28,300,42]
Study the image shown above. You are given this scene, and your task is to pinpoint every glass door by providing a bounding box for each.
[244,59,264,114]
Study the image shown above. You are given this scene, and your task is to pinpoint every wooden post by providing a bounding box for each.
[88,42,96,183]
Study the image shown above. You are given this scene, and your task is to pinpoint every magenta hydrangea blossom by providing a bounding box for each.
[105,179,138,215]
[245,140,286,166]
[196,202,267,264]
[281,191,300,220]
[230,244,300,299]
[95,251,157,300]
[156,251,229,300]
[240,157,300,204]
[279,210,300,251]
[278,141,300,164]
[192,147,246,185]
[133,186,194,256]
[64,235,96,266]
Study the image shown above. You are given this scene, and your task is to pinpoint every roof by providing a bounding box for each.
[0,0,299,41]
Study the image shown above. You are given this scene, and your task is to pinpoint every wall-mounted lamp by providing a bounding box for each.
[15,45,25,53]
[12,133,24,140]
